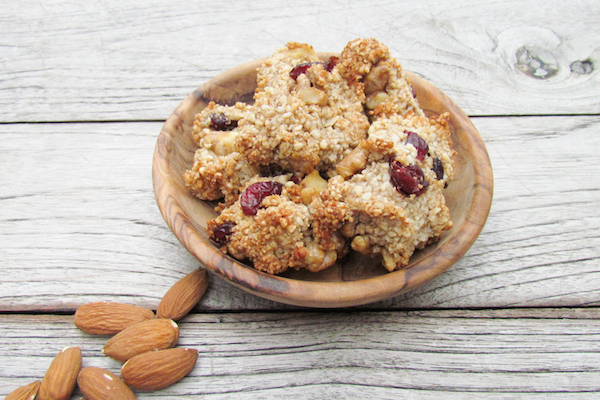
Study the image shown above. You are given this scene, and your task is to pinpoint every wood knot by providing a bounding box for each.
[515,46,559,79]
[570,60,594,74]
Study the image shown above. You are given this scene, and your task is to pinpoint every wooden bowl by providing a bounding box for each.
[152,53,493,308]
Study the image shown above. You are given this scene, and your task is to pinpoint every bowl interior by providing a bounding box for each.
[152,53,493,308]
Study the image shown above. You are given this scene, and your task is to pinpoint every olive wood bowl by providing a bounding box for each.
[152,53,493,308]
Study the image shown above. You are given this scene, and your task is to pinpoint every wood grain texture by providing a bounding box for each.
[1,116,598,311]
[1,309,600,398]
[0,0,598,123]
[152,55,493,308]
[1,1,598,395]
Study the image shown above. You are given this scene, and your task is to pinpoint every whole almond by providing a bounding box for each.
[77,367,137,400]
[5,380,40,400]
[75,301,155,335]
[39,347,81,400]
[121,347,198,391]
[102,318,179,362]
[157,268,209,320]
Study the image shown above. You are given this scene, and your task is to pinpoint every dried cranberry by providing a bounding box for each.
[390,161,429,196]
[411,85,417,98]
[240,181,284,216]
[290,62,320,81]
[290,175,302,185]
[210,113,237,131]
[405,131,428,161]
[211,222,235,245]
[290,58,338,81]
[325,56,339,72]
[432,157,444,180]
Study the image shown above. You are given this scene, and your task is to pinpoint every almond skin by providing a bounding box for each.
[5,380,40,400]
[121,347,198,391]
[74,301,155,335]
[39,347,81,400]
[102,318,179,362]
[77,367,137,400]
[157,268,209,320]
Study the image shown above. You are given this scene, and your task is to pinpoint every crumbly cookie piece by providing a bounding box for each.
[190,102,252,147]
[339,38,423,118]
[329,160,452,272]
[183,102,259,205]
[207,175,348,274]
[366,111,455,186]
[183,149,258,206]
[237,42,370,176]
[331,111,455,271]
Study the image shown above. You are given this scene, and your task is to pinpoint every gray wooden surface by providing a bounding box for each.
[1,0,600,398]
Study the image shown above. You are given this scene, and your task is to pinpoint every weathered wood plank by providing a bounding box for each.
[0,116,599,311]
[1,309,600,398]
[0,0,598,122]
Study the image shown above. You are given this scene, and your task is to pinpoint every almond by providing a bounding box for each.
[39,347,81,400]
[102,318,179,362]
[74,301,155,335]
[157,268,209,320]
[121,347,198,391]
[77,367,136,400]
[5,380,40,400]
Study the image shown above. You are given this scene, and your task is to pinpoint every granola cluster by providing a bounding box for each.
[184,39,455,274]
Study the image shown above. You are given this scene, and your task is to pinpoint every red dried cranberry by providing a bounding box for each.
[390,161,429,196]
[290,62,320,81]
[211,222,235,245]
[411,85,417,98]
[432,157,444,180]
[240,181,284,215]
[405,131,428,161]
[290,175,302,185]
[290,59,339,81]
[210,113,238,131]
[325,56,339,72]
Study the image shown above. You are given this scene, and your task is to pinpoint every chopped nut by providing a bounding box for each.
[298,87,329,106]
[336,141,369,178]
[300,187,318,205]
[340,220,356,237]
[296,74,311,91]
[321,250,338,270]
[324,115,340,127]
[305,242,337,272]
[364,63,390,95]
[351,235,371,254]
[204,131,238,156]
[365,91,389,110]
[305,242,325,266]
[286,45,317,59]
[381,249,396,272]
[301,169,328,191]
[300,169,328,204]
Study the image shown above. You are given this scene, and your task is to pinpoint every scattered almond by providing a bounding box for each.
[5,380,40,400]
[102,318,179,362]
[74,301,155,335]
[157,268,209,320]
[77,367,137,400]
[121,347,198,391]
[38,347,81,400]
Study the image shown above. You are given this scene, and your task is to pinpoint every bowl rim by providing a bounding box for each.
[152,57,493,308]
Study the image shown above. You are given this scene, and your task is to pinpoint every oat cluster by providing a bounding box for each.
[183,38,455,275]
